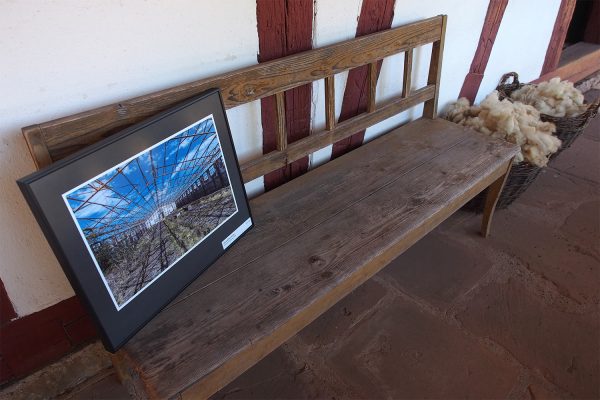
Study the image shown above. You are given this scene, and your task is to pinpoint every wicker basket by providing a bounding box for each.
[466,161,541,211]
[496,72,600,157]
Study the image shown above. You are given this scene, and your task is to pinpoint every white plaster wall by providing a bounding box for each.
[309,0,363,168]
[1,0,560,317]
[0,0,261,316]
[475,0,562,104]
[365,0,560,138]
[309,0,501,153]
[364,0,492,141]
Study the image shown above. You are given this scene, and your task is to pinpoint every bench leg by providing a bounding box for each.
[481,159,513,238]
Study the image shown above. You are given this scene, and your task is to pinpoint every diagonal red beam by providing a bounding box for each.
[331,0,396,160]
[1,279,17,326]
[540,0,576,75]
[458,0,509,103]
[256,0,313,191]
[0,296,97,385]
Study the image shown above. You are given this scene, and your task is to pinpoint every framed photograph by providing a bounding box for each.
[18,89,253,352]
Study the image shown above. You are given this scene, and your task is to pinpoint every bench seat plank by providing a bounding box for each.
[167,118,472,304]
[113,118,518,399]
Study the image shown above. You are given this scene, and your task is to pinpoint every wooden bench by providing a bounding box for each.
[23,15,518,399]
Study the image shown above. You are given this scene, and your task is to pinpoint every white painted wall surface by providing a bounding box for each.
[365,0,491,141]
[476,0,562,104]
[0,0,261,316]
[0,0,559,317]
[309,0,363,168]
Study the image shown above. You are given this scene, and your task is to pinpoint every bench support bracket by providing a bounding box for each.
[481,158,514,238]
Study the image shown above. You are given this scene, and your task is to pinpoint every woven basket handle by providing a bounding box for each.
[496,72,521,99]
[498,72,520,87]
[575,99,600,130]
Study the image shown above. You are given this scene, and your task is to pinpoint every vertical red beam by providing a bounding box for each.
[458,0,509,103]
[0,279,17,326]
[0,296,97,386]
[541,0,576,75]
[331,0,396,160]
[256,0,313,191]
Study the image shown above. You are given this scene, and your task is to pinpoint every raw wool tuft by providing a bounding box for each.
[446,92,561,167]
[511,77,586,117]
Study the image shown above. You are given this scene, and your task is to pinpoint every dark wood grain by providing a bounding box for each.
[402,49,413,98]
[325,76,336,131]
[275,92,287,151]
[368,62,378,113]
[114,119,518,399]
[23,16,443,169]
[22,127,52,170]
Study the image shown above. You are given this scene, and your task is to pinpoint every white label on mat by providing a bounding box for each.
[222,217,252,250]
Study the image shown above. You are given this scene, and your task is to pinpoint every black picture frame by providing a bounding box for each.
[18,89,253,352]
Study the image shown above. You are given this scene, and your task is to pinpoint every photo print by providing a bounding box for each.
[63,115,238,309]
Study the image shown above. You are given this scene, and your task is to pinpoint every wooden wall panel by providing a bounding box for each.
[331,0,396,159]
[256,0,313,191]
[458,0,509,103]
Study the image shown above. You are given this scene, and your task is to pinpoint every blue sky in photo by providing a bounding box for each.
[64,116,221,244]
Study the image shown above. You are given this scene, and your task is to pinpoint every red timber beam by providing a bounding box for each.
[0,280,17,326]
[331,0,396,159]
[458,0,509,103]
[256,0,314,191]
[540,0,576,75]
[0,296,97,385]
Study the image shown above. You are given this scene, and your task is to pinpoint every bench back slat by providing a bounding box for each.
[324,75,336,131]
[402,49,414,98]
[23,15,446,182]
[367,62,378,113]
[274,92,287,151]
[423,14,447,118]
[241,85,434,181]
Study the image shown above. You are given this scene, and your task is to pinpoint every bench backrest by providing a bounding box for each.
[23,15,446,183]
